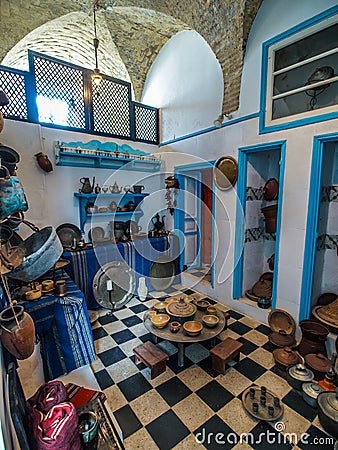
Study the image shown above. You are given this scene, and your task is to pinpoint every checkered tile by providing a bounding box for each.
[89,287,336,449]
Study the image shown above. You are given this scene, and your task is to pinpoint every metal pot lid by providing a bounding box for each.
[317,389,338,422]
[268,309,296,335]
[93,261,136,310]
[302,382,324,399]
[288,363,314,382]
[305,353,331,373]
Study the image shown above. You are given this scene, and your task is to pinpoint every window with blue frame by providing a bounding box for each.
[262,9,338,131]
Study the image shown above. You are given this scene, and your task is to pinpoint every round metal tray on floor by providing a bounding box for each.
[242,385,283,421]
[93,261,136,310]
[149,256,176,291]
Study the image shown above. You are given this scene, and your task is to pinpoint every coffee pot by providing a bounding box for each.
[80,176,95,194]
[152,213,165,231]
[110,181,122,193]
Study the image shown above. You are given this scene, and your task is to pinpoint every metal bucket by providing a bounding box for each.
[7,226,63,282]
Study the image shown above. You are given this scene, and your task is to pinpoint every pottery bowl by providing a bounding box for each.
[202,315,219,328]
[195,300,210,311]
[153,301,167,313]
[170,321,181,333]
[151,313,170,329]
[206,306,217,315]
[183,320,203,336]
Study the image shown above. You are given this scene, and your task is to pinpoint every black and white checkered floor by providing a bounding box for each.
[89,285,336,450]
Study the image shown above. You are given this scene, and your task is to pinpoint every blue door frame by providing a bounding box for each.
[174,161,215,287]
[299,132,338,322]
[233,141,286,310]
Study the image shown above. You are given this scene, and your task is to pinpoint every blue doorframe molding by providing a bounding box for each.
[259,5,338,135]
[174,161,215,287]
[299,132,338,322]
[233,141,286,311]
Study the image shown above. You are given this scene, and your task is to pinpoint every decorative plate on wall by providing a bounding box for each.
[214,156,238,190]
[92,261,136,310]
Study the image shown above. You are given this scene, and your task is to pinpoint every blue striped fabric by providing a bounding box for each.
[23,275,96,381]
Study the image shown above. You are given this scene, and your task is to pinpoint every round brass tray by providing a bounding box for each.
[242,385,283,421]
[214,156,238,190]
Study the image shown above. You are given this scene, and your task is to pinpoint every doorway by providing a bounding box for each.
[300,133,338,322]
[233,141,286,310]
[174,162,215,287]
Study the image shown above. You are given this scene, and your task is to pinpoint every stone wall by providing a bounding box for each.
[0,0,262,113]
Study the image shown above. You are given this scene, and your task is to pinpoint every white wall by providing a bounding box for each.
[0,121,161,239]
[142,0,338,325]
[142,30,224,143]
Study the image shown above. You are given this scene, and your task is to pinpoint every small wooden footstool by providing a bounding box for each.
[133,341,169,379]
[210,337,244,374]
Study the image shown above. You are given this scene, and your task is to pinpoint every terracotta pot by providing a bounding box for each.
[305,353,331,381]
[261,204,278,233]
[298,320,329,356]
[35,152,53,173]
[0,305,35,359]
[262,178,279,201]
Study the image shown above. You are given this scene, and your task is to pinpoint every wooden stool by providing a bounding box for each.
[210,337,243,374]
[133,341,169,379]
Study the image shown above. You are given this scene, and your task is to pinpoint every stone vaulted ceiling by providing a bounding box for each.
[0,0,263,114]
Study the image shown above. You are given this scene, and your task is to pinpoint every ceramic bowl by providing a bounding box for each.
[195,300,210,311]
[206,306,217,315]
[183,320,203,336]
[154,301,167,313]
[150,313,170,329]
[170,321,181,333]
[202,315,219,328]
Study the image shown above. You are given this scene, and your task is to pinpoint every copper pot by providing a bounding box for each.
[299,320,329,356]
[304,353,331,381]
[273,346,302,371]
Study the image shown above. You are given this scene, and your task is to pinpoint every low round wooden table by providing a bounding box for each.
[143,308,225,367]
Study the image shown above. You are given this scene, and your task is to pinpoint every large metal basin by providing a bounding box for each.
[7,226,63,282]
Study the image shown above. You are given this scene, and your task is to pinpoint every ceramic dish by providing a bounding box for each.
[56,223,82,248]
[245,289,261,302]
[195,299,210,311]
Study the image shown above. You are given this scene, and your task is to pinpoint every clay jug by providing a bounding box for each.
[0,304,35,359]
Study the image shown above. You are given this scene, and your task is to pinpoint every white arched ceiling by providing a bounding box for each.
[1,11,131,83]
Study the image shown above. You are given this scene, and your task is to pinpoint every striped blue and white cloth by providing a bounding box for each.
[23,275,96,381]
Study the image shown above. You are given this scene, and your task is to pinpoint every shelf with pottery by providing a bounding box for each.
[74,192,148,232]
[55,140,161,172]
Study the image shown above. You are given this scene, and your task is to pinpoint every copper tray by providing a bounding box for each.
[242,385,283,421]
